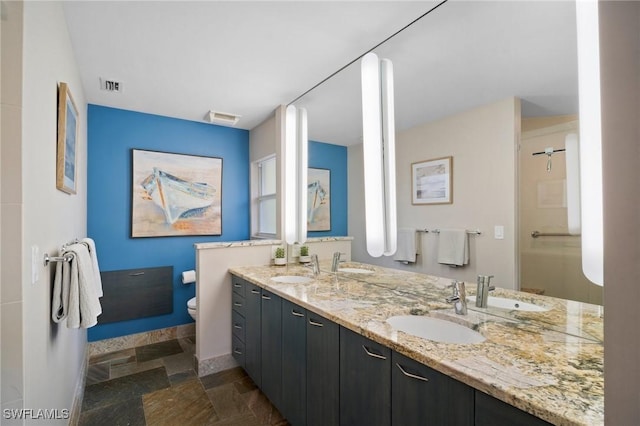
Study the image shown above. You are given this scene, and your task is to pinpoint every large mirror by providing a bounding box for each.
[293,0,603,305]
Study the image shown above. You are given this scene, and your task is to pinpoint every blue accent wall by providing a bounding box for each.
[309,140,348,237]
[87,105,250,341]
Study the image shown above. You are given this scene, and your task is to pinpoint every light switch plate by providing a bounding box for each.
[494,226,504,240]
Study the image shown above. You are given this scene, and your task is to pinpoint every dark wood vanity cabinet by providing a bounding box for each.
[261,289,283,411]
[244,281,263,387]
[392,351,474,426]
[306,311,340,426]
[340,327,391,426]
[230,274,552,426]
[281,299,307,426]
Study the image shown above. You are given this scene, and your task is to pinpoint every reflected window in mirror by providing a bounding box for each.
[254,155,276,238]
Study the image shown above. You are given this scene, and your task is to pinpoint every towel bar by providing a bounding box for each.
[43,253,73,267]
[418,228,481,235]
[531,231,580,238]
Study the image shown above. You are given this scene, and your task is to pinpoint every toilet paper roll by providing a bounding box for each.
[182,270,196,284]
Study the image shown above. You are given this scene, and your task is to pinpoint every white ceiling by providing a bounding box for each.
[63,1,578,146]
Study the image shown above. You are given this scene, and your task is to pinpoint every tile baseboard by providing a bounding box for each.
[88,324,195,357]
[195,353,238,377]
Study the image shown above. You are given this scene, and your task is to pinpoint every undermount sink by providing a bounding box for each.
[270,275,313,284]
[386,315,486,344]
[467,296,549,312]
[337,267,375,274]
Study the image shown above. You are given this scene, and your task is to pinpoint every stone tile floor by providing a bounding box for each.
[78,337,288,426]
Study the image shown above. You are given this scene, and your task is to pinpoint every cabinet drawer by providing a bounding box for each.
[232,310,246,342]
[232,335,245,367]
[232,275,246,297]
[232,292,245,316]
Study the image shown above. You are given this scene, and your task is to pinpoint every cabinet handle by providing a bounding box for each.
[251,289,260,294]
[262,294,271,300]
[233,282,242,287]
[291,310,305,317]
[233,324,243,329]
[233,349,243,355]
[309,319,324,327]
[396,363,429,382]
[233,302,243,307]
[362,345,387,360]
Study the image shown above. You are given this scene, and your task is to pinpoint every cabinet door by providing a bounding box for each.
[261,289,283,411]
[475,390,552,426]
[340,327,391,426]
[245,282,262,387]
[392,351,473,426]
[306,312,339,426]
[281,299,307,426]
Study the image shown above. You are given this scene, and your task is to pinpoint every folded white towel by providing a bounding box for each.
[394,228,417,263]
[437,229,469,267]
[51,258,71,323]
[63,243,102,328]
[81,238,103,297]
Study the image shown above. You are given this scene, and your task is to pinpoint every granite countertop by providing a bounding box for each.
[229,261,603,426]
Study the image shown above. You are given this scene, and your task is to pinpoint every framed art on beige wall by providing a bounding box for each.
[411,156,453,205]
[56,82,79,194]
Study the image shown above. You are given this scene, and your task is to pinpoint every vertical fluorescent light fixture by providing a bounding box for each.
[284,105,308,245]
[361,52,397,257]
[576,0,603,285]
[565,133,581,235]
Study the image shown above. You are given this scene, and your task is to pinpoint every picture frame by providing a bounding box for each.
[411,156,453,205]
[131,149,223,237]
[56,82,79,194]
[307,167,331,231]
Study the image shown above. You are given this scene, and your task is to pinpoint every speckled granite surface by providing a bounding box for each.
[229,262,603,426]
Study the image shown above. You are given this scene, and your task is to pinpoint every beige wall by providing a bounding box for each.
[350,98,520,289]
[600,1,640,423]
[1,0,25,416]
[0,1,88,422]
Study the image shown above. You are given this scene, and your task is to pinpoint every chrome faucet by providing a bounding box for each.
[331,252,346,272]
[446,281,467,315]
[307,254,320,276]
[476,275,495,308]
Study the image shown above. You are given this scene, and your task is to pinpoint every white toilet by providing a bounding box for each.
[187,297,197,321]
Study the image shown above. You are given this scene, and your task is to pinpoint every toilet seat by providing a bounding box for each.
[187,297,196,310]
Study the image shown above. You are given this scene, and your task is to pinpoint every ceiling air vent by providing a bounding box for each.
[99,78,123,93]
[204,110,241,127]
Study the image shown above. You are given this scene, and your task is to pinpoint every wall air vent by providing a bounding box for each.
[99,78,123,93]
[204,110,241,127]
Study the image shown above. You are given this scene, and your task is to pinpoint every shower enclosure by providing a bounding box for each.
[519,118,602,305]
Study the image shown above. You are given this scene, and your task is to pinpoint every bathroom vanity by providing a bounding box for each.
[229,262,603,426]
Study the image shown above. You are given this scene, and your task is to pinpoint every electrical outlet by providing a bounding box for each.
[494,225,504,240]
[31,245,40,284]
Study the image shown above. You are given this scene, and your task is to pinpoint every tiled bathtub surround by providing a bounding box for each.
[229,262,604,426]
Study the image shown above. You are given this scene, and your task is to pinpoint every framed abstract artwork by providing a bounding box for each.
[411,156,453,205]
[307,167,330,231]
[131,149,223,237]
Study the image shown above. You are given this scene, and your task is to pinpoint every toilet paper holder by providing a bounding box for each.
[182,270,196,284]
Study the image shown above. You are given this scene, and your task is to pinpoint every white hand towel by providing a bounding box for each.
[394,228,417,263]
[437,229,469,267]
[64,243,102,328]
[81,238,103,297]
[51,258,71,323]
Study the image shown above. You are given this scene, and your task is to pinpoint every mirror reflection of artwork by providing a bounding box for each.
[412,156,453,205]
[308,168,330,231]
[131,149,222,237]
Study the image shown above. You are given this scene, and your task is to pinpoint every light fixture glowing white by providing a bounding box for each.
[284,105,308,245]
[576,0,603,286]
[361,52,397,257]
[565,133,581,235]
